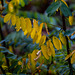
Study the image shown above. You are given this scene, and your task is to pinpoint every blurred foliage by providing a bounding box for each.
[0,0,75,75]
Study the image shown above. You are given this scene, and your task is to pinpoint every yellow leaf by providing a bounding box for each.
[59,33,66,45]
[16,16,21,31]
[31,28,36,39]
[33,33,38,44]
[26,31,31,38]
[27,61,31,69]
[25,18,32,33]
[69,16,73,25]
[9,46,13,53]
[33,19,39,32]
[65,50,75,60]
[55,0,57,2]
[8,2,14,12]
[4,13,11,23]
[71,53,75,64]
[36,34,41,44]
[39,35,46,47]
[6,72,12,75]
[46,40,55,57]
[18,61,22,65]
[53,36,62,50]
[16,0,19,4]
[2,66,8,69]
[41,45,49,60]
[47,48,52,56]
[38,23,43,34]
[24,30,28,35]
[20,17,26,32]
[46,41,52,56]
[31,50,39,70]
[2,57,6,66]
[65,53,72,60]
[61,0,68,7]
[11,14,16,26]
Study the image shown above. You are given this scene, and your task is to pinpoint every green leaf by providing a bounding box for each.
[6,54,17,59]
[0,46,6,50]
[13,65,21,73]
[64,29,75,36]
[1,50,12,54]
[20,0,25,7]
[46,1,61,15]
[9,61,18,69]
[17,56,22,60]
[0,40,5,44]
[60,1,72,16]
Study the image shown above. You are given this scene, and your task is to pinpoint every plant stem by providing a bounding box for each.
[62,15,73,75]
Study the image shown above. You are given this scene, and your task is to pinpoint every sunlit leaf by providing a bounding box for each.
[31,28,36,39]
[65,50,75,60]
[41,45,49,60]
[33,19,39,32]
[33,33,38,44]
[8,2,14,12]
[46,40,55,57]
[36,34,41,44]
[53,36,62,50]
[16,16,21,31]
[25,18,32,32]
[11,14,16,26]
[71,53,75,64]
[39,35,46,47]
[4,13,11,23]
[20,17,26,31]
[38,23,43,34]
[31,50,39,70]
[59,32,66,45]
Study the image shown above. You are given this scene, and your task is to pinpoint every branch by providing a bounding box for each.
[0,66,6,74]
[62,15,73,75]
